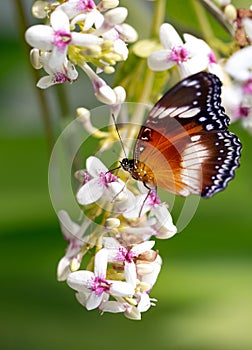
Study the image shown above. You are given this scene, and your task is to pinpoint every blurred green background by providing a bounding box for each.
[1,1,252,349]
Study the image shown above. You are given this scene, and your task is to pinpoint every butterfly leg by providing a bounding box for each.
[138,182,153,217]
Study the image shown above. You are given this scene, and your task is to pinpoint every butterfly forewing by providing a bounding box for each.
[134,72,241,197]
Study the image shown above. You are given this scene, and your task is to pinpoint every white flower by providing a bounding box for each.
[76,156,127,205]
[57,210,89,281]
[35,52,78,88]
[25,8,102,71]
[67,248,135,310]
[225,45,252,81]
[148,23,222,78]
[103,237,155,287]
[122,189,177,239]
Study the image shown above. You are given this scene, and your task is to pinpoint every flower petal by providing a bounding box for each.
[130,241,155,256]
[122,194,148,218]
[67,270,94,292]
[110,281,135,297]
[159,23,183,49]
[86,156,108,177]
[94,248,108,277]
[50,9,70,32]
[104,181,127,202]
[124,262,137,287]
[36,75,56,89]
[57,256,71,281]
[75,291,90,307]
[71,32,103,46]
[86,291,104,310]
[25,25,54,51]
[100,300,126,313]
[152,204,177,239]
[58,210,80,239]
[124,306,141,320]
[148,50,175,71]
[141,254,162,287]
[76,178,103,205]
[137,292,151,312]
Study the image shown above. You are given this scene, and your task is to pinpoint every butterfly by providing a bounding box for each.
[120,71,241,198]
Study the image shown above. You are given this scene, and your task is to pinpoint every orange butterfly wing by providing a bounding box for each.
[134,72,241,197]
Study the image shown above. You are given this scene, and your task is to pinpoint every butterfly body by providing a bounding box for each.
[120,72,241,198]
[120,158,156,186]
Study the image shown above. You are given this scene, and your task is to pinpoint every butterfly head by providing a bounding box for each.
[120,158,134,172]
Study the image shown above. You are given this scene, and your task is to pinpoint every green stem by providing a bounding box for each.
[55,84,71,120]
[151,0,167,38]
[122,0,166,155]
[123,67,155,154]
[196,0,234,37]
[122,0,166,154]
[15,0,55,154]
[191,0,215,41]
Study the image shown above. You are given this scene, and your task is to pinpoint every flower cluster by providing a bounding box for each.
[25,0,137,104]
[24,0,250,321]
[146,3,252,134]
[57,156,177,319]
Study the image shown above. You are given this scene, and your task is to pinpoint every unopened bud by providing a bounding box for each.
[32,1,49,19]
[105,217,121,229]
[76,107,90,121]
[30,48,42,69]
[81,45,102,57]
[113,86,126,103]
[104,7,128,25]
[95,85,117,105]
[103,66,115,74]
[117,23,138,43]
[70,257,81,272]
[224,4,237,22]
[100,0,119,10]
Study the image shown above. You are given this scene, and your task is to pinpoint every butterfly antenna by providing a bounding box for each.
[111,113,127,159]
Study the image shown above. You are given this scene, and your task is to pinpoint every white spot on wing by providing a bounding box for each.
[180,143,209,193]
[150,106,165,118]
[179,107,201,118]
[182,79,198,87]
[158,108,173,119]
[191,135,201,142]
[169,106,190,118]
